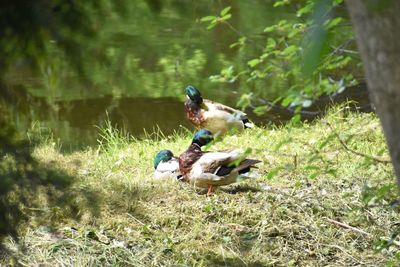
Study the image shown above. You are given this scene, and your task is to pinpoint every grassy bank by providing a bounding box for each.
[2,110,400,266]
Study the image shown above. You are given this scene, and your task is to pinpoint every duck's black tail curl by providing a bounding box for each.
[242,118,251,128]
[242,118,255,129]
[216,159,261,176]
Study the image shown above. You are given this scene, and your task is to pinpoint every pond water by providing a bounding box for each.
[4,0,368,150]
[8,90,262,150]
[9,83,371,151]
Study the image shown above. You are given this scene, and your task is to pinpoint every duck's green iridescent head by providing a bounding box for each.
[192,129,214,147]
[154,149,174,169]
[186,85,203,104]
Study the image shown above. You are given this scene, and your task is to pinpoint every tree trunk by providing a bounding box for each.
[345,0,400,192]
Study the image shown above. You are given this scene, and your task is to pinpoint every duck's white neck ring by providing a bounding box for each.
[192,143,201,149]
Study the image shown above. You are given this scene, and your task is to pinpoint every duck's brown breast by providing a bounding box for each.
[185,100,205,127]
[179,144,203,177]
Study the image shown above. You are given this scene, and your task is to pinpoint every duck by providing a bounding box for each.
[153,149,182,180]
[184,85,253,135]
[178,129,261,194]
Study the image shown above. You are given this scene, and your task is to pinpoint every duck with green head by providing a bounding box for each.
[153,149,182,180]
[178,129,261,194]
[185,85,254,135]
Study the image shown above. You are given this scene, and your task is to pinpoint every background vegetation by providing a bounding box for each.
[1,0,399,265]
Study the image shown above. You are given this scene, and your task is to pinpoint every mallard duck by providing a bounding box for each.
[184,85,254,135]
[153,149,182,180]
[179,129,261,194]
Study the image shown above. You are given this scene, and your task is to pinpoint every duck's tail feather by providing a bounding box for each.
[214,159,261,177]
[233,159,262,174]
[242,118,254,129]
[232,159,261,174]
[236,159,262,181]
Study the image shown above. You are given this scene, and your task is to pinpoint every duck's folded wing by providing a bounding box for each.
[191,150,243,175]
[204,99,247,115]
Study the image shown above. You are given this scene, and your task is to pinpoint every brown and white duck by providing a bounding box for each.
[184,86,254,135]
[178,129,261,194]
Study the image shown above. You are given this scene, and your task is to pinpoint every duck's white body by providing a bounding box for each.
[201,100,252,135]
[154,158,181,180]
[184,149,260,188]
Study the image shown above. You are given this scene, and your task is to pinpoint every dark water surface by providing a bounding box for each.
[16,94,245,150]
[12,83,371,151]
[16,95,193,150]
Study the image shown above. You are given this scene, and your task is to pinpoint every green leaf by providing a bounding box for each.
[200,16,216,22]
[325,17,343,29]
[264,25,276,32]
[221,14,232,21]
[278,20,288,27]
[282,45,297,56]
[267,38,276,49]
[288,28,299,38]
[273,0,289,7]
[291,114,301,124]
[297,2,313,17]
[243,147,252,156]
[281,96,294,107]
[305,165,319,171]
[248,59,261,67]
[230,42,239,49]
[326,168,337,177]
[207,23,217,30]
[266,167,283,180]
[254,105,269,116]
[239,36,246,44]
[142,224,151,233]
[220,6,231,16]
[237,93,252,110]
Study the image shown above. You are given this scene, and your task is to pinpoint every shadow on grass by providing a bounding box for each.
[221,184,263,194]
[0,117,105,260]
[205,252,266,267]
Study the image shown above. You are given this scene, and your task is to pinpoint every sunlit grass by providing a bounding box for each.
[2,109,400,266]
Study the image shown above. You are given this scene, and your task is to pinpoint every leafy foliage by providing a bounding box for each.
[202,0,361,109]
[200,2,400,255]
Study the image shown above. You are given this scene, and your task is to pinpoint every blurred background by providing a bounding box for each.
[1,0,365,150]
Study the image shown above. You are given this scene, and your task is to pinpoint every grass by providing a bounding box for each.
[2,109,400,266]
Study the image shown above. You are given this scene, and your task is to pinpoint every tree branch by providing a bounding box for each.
[323,120,391,164]
[326,218,371,236]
